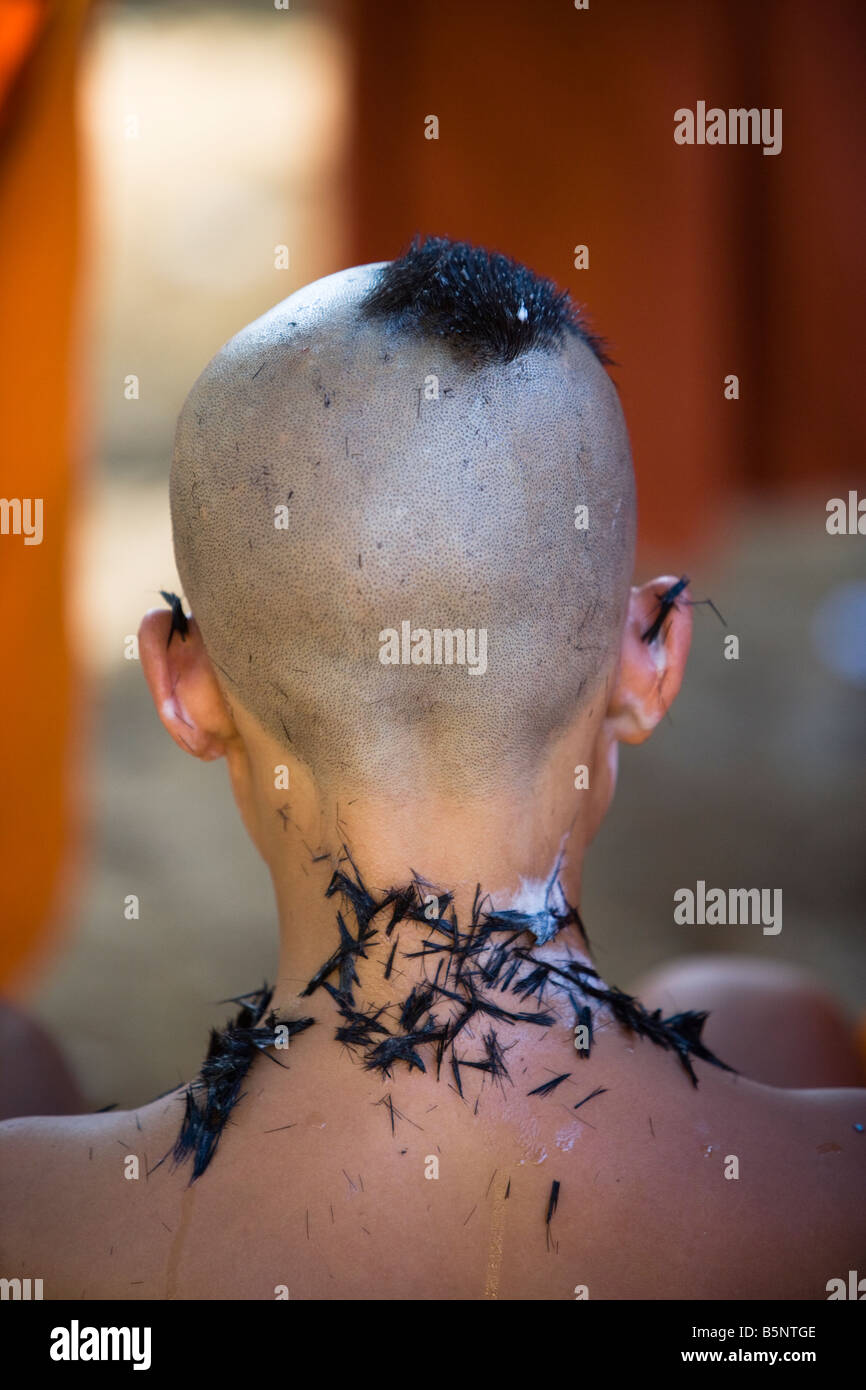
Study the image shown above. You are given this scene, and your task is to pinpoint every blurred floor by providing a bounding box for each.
[28,493,866,1109]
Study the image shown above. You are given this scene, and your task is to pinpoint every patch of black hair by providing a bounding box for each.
[160,589,189,647]
[527,1072,571,1099]
[573,1085,607,1113]
[641,574,727,645]
[171,849,735,1182]
[574,1002,593,1057]
[545,1178,561,1251]
[305,848,733,1099]
[172,987,314,1181]
[546,1178,561,1225]
[510,948,736,1088]
[360,235,610,367]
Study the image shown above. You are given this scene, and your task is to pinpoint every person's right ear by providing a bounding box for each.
[604,577,693,744]
[138,605,237,760]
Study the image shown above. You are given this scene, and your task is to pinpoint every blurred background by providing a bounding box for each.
[0,0,863,1107]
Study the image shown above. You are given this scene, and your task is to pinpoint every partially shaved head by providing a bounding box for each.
[170,237,636,795]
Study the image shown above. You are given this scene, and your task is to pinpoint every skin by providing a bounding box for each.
[1,267,864,1299]
[168,265,635,797]
[0,582,863,1300]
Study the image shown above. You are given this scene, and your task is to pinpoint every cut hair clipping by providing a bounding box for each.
[159,589,190,647]
[641,574,726,645]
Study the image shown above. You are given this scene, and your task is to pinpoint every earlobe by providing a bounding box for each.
[605,576,693,744]
[138,606,235,760]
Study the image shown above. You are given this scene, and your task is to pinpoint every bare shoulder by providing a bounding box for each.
[704,1070,866,1200]
[583,1064,866,1298]
[770,1083,866,1290]
[0,1109,113,1195]
[0,1097,187,1296]
[0,1110,136,1238]
[711,1074,866,1292]
[0,1095,185,1188]
[776,1082,866,1182]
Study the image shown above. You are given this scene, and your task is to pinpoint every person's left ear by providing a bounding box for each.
[138,605,237,760]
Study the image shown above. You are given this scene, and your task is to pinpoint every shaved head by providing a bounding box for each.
[170,238,636,795]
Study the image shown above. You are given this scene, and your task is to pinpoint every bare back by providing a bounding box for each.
[2,1019,863,1301]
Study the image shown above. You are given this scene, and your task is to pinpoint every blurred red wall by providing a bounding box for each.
[346,0,866,554]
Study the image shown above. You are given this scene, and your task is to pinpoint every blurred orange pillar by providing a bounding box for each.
[0,0,91,989]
